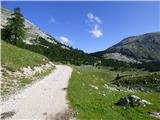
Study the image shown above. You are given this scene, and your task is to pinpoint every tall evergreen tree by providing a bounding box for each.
[2,7,25,45]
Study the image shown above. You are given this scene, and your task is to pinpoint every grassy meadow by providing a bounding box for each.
[67,66,160,120]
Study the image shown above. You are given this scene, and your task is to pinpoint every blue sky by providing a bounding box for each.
[2,1,160,53]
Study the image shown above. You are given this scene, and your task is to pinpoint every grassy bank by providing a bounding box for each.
[1,40,49,71]
[1,41,55,98]
[67,66,160,120]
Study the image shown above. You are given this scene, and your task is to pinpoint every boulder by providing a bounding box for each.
[117,95,151,106]
[118,97,130,106]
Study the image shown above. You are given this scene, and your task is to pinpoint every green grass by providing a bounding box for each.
[1,41,55,98]
[1,40,49,71]
[67,66,160,120]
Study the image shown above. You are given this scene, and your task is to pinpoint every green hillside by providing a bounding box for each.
[1,40,49,71]
[1,41,54,97]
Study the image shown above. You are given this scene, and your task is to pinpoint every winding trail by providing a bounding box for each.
[1,65,73,120]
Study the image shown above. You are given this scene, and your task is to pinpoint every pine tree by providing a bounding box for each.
[2,7,25,45]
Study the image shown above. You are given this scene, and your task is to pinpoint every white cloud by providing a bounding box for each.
[87,13,102,24]
[86,12,103,38]
[89,24,103,38]
[49,17,55,23]
[59,36,72,46]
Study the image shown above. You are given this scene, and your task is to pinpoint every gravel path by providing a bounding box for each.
[0,65,73,120]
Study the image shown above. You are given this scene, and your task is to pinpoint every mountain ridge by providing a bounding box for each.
[91,32,160,62]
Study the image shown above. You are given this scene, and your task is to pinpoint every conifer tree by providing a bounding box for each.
[2,7,25,45]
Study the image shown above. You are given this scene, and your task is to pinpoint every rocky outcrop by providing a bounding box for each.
[13,62,55,77]
[1,62,55,78]
[117,95,151,107]
[1,62,55,98]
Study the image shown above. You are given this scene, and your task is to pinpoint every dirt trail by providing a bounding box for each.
[0,65,73,120]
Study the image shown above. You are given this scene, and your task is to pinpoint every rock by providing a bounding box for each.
[143,80,148,84]
[104,84,119,91]
[150,112,160,116]
[22,67,33,76]
[13,62,54,78]
[149,112,160,119]
[128,95,140,100]
[34,66,43,73]
[117,95,151,106]
[138,99,152,107]
[140,99,151,105]
[128,95,141,105]
[118,97,130,106]
[139,87,145,92]
[89,84,98,90]
[62,88,68,91]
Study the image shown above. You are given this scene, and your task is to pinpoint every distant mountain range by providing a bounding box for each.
[91,32,160,62]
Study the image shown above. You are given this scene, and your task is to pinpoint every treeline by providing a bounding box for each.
[16,37,99,66]
[100,59,160,72]
[130,61,160,72]
[3,36,160,72]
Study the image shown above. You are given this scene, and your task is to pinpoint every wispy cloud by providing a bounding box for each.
[87,12,102,24]
[49,17,55,23]
[89,24,103,38]
[58,36,72,46]
[86,12,103,38]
